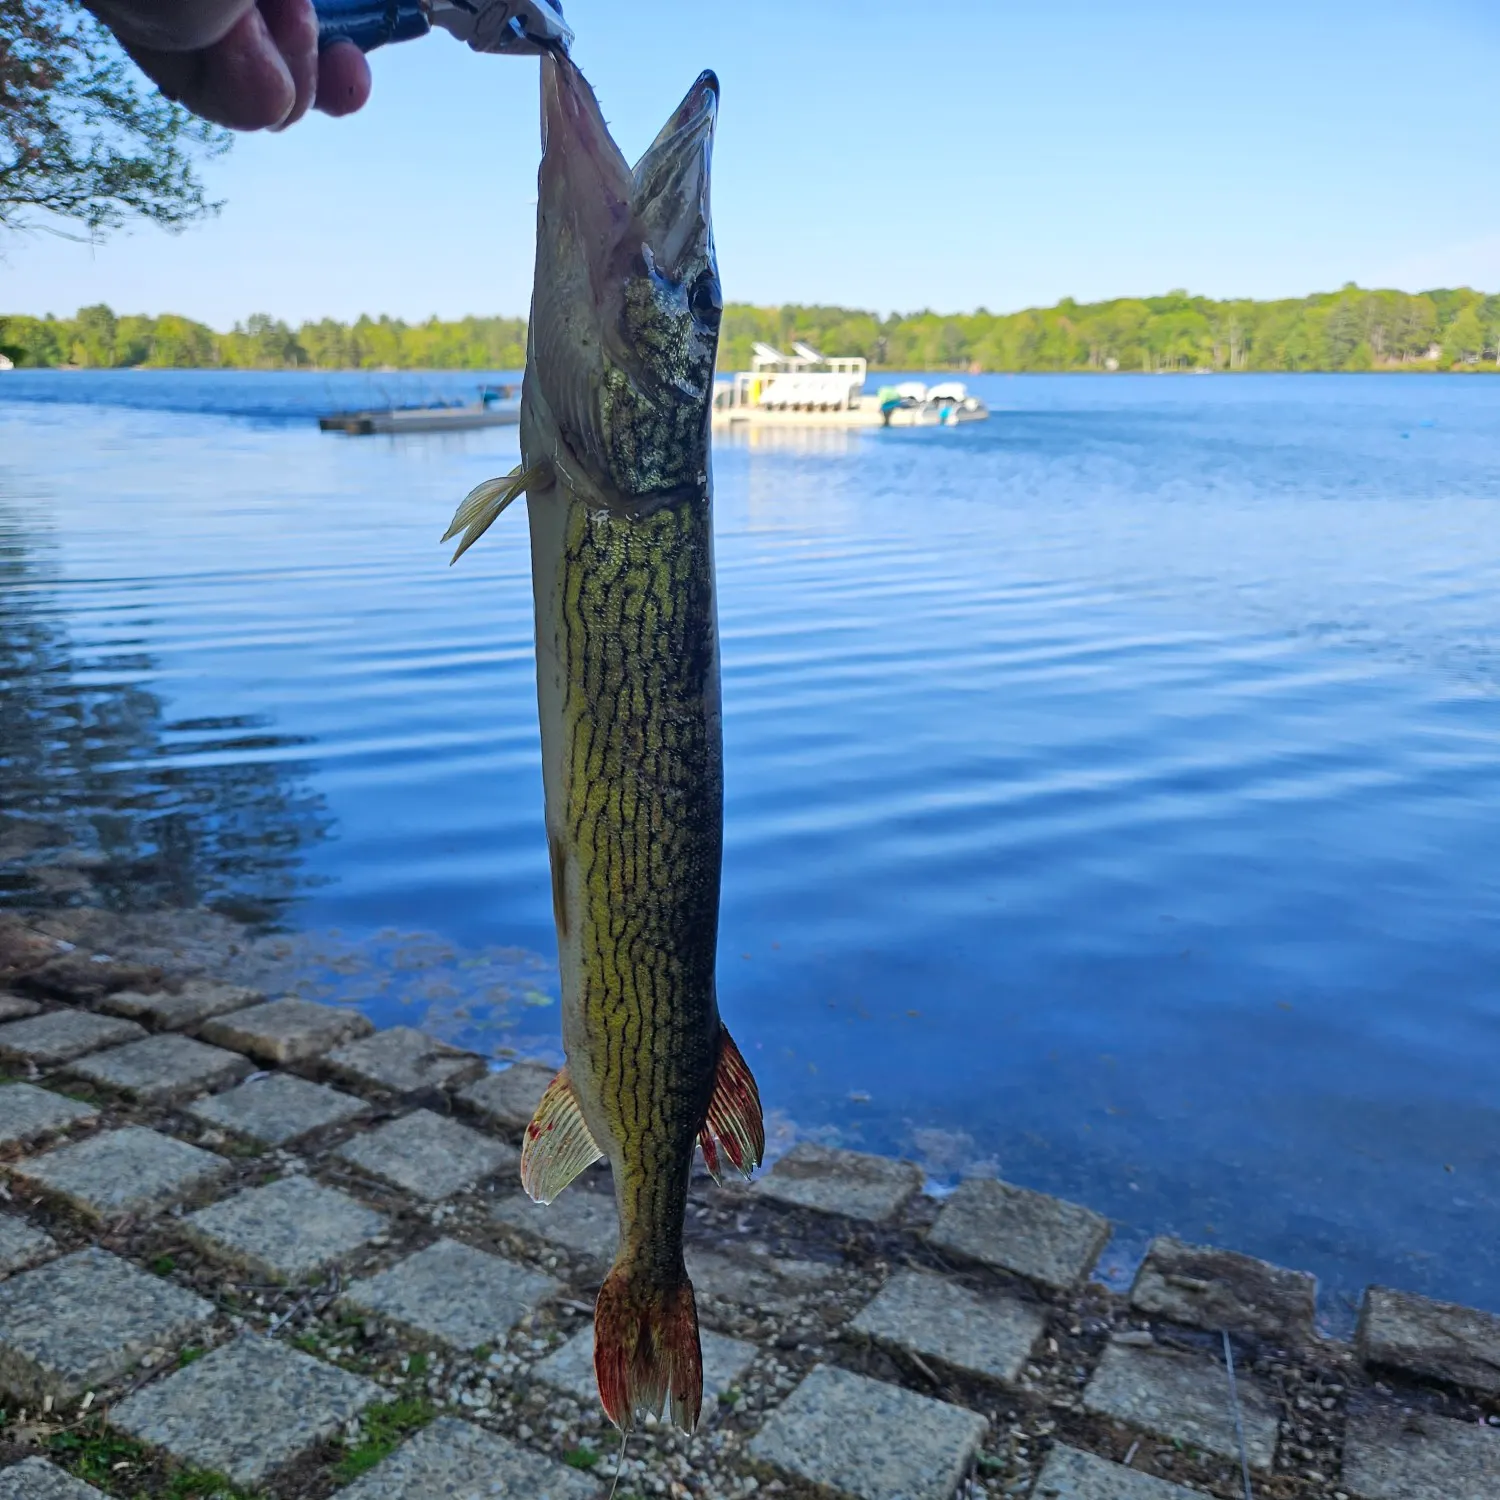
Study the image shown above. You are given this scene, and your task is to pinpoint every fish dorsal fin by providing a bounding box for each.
[521,1066,605,1204]
[697,1025,765,1184]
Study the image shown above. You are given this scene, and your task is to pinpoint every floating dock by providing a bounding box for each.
[319,385,519,436]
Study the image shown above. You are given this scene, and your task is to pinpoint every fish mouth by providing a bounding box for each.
[632,71,718,276]
[538,56,718,283]
[539,53,632,279]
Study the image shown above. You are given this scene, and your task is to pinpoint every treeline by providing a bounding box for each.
[4,286,1500,373]
[0,307,526,371]
[718,286,1500,373]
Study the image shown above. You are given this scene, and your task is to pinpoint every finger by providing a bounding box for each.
[85,0,252,53]
[258,0,319,129]
[316,41,372,117]
[129,8,296,130]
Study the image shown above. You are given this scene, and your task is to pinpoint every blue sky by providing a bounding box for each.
[4,0,1499,325]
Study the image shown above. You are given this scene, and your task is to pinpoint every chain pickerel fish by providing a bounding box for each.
[442,54,763,1433]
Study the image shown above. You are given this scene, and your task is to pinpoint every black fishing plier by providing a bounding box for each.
[312,0,571,56]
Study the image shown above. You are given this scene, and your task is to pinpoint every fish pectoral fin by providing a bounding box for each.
[697,1024,765,1185]
[443,461,550,564]
[520,1065,605,1204]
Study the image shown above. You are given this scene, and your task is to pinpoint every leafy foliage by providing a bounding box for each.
[719,285,1500,373]
[333,1397,435,1482]
[0,0,229,236]
[3,287,1498,372]
[0,306,528,368]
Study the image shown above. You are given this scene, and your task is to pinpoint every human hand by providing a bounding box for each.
[84,0,372,131]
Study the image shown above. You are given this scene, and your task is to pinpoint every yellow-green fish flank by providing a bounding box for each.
[445,52,762,1435]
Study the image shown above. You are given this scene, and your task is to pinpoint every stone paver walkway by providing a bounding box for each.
[0,1249,213,1400]
[1342,1405,1500,1500]
[185,1070,367,1146]
[0,1459,106,1500]
[749,1364,987,1500]
[340,1415,598,1500]
[112,1335,382,1486]
[1033,1444,1201,1499]
[0,924,1493,1500]
[0,1084,96,1149]
[928,1176,1110,1290]
[851,1268,1045,1384]
[344,1238,559,1348]
[334,1108,515,1200]
[186,1174,389,1281]
[13,1126,226,1219]
[1082,1337,1280,1470]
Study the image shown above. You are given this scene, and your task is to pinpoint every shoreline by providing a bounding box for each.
[0,897,1497,1497]
[4,363,1499,377]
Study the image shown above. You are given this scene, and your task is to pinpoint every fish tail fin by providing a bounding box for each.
[697,1023,765,1183]
[594,1263,702,1433]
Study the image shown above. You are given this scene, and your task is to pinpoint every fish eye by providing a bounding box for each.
[689,272,722,330]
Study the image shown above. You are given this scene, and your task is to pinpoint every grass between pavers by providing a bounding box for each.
[331,1396,436,1483]
[48,1421,262,1499]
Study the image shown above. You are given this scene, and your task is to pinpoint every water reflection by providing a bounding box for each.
[0,500,332,922]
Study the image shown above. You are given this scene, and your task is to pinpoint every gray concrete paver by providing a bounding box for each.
[1357,1286,1500,1395]
[850,1268,1045,1384]
[535,1324,756,1418]
[752,1142,922,1223]
[184,1071,367,1147]
[11,1127,227,1219]
[0,1247,213,1401]
[0,1012,145,1067]
[1343,1405,1500,1500]
[0,1216,54,1277]
[102,982,263,1032]
[335,1109,515,1201]
[458,1060,554,1133]
[1082,1338,1279,1471]
[1130,1236,1317,1344]
[0,1458,107,1499]
[0,1085,97,1150]
[686,1245,841,1315]
[929,1177,1111,1290]
[200,998,372,1065]
[748,1363,987,1500]
[492,1188,618,1263]
[1033,1444,1203,1499]
[344,1238,559,1348]
[186,1175,389,1281]
[111,1334,381,1487]
[65,1034,251,1103]
[337,1415,599,1500]
[326,1026,487,1096]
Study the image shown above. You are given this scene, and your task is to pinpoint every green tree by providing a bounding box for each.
[1441,304,1488,366]
[0,0,228,237]
[70,302,118,366]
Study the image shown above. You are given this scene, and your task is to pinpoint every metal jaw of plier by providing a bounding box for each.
[313,0,572,56]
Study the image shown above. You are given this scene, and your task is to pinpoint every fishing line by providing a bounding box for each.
[1222,1330,1254,1500]
[606,1425,629,1500]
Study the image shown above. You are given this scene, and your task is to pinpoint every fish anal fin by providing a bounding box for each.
[520,1066,604,1204]
[697,1024,764,1184]
[595,1267,702,1433]
[443,461,551,564]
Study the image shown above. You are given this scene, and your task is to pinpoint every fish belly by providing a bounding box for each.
[527,478,723,1277]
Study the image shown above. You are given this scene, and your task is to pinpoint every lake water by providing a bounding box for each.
[2,369,1497,1319]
